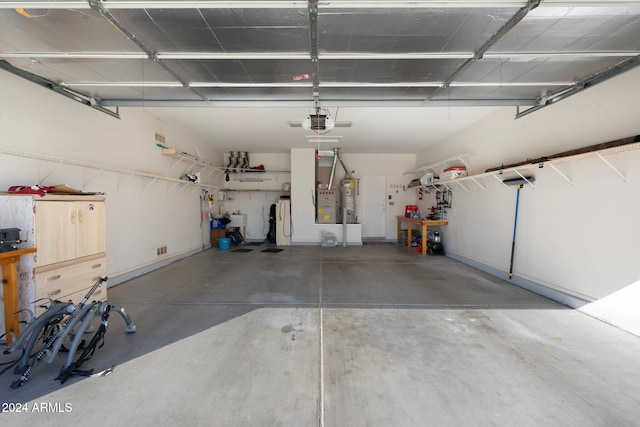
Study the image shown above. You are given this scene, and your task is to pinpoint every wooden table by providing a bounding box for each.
[1,248,36,345]
[396,216,448,256]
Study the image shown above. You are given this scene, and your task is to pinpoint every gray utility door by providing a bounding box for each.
[361,175,386,238]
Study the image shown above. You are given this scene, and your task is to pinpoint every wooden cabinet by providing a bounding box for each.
[34,200,106,265]
[0,195,107,330]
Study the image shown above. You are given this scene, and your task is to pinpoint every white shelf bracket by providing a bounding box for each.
[177,182,190,193]
[167,181,181,193]
[492,173,511,189]
[457,156,472,170]
[596,152,626,181]
[471,177,488,191]
[142,177,159,192]
[170,156,185,170]
[202,168,216,180]
[117,173,136,191]
[514,169,535,188]
[83,167,105,189]
[39,159,65,185]
[455,180,470,192]
[548,163,573,185]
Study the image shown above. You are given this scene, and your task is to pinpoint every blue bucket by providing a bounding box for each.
[217,237,231,250]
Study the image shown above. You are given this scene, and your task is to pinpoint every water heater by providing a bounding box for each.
[341,179,358,224]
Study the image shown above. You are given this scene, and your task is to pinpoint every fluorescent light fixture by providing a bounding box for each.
[189,82,313,88]
[0,52,148,59]
[320,52,473,60]
[0,1,308,9]
[449,82,574,87]
[305,136,343,144]
[320,82,442,88]
[61,82,184,88]
[484,51,640,59]
[318,1,528,8]
[0,2,90,8]
[157,52,310,60]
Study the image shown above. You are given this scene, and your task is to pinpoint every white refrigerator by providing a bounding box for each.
[275,199,291,245]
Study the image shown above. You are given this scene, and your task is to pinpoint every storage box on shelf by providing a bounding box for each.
[0,195,107,328]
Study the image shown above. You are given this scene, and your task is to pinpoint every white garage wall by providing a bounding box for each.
[415,68,640,306]
[339,153,417,241]
[219,153,291,241]
[0,69,222,285]
[220,150,417,243]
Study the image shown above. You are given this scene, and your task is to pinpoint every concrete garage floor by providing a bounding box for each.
[2,244,640,426]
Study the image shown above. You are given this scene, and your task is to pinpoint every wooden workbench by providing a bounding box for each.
[396,216,448,256]
[1,248,36,344]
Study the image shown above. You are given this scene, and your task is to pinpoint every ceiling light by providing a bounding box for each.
[449,82,574,87]
[157,52,310,60]
[305,136,342,145]
[61,82,184,88]
[0,52,148,59]
[320,52,473,60]
[0,1,309,9]
[483,52,640,59]
[321,82,442,88]
[189,82,312,88]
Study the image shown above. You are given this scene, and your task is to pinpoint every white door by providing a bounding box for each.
[361,175,386,238]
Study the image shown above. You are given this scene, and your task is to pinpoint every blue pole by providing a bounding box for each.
[508,184,523,280]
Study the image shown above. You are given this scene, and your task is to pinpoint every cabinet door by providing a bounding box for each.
[35,201,76,266]
[75,201,106,258]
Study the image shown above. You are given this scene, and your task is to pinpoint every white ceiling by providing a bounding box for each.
[144,105,500,154]
[1,1,639,155]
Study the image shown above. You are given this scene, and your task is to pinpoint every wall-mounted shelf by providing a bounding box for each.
[1,146,220,193]
[161,147,290,177]
[405,153,472,176]
[407,141,639,193]
[225,189,290,193]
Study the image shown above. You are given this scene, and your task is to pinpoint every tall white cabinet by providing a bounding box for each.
[0,195,107,334]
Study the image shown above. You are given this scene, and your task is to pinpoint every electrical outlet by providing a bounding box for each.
[154,133,166,144]
[156,246,167,256]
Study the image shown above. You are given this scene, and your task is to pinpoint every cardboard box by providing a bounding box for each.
[439,167,467,181]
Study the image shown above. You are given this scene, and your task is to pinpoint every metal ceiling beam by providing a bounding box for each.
[0,59,119,119]
[86,0,210,103]
[308,0,320,103]
[100,98,535,108]
[3,51,638,61]
[426,0,541,102]
[56,80,574,88]
[4,1,640,9]
[515,55,640,119]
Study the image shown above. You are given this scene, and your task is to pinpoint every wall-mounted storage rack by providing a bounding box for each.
[1,146,220,193]
[405,153,472,177]
[161,147,290,179]
[407,141,639,193]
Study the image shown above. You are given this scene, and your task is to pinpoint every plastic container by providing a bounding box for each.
[321,230,338,247]
[405,205,419,218]
[217,237,231,250]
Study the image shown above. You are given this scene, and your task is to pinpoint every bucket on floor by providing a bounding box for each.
[218,237,231,250]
